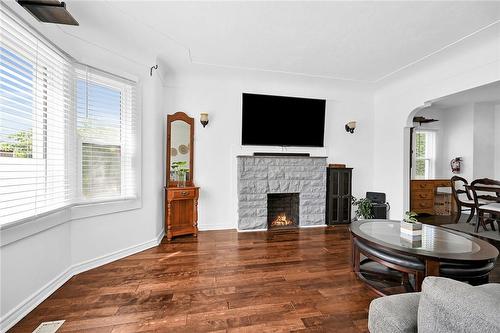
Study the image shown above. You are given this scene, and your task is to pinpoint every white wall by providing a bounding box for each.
[440,104,475,180]
[495,105,500,180]
[164,67,375,230]
[473,103,496,179]
[374,26,500,218]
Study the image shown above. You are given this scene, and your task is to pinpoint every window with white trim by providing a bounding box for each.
[76,67,136,200]
[0,5,137,225]
[414,130,436,180]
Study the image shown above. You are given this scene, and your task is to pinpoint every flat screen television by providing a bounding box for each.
[241,93,326,147]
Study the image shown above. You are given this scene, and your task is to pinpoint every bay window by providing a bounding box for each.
[0,6,138,226]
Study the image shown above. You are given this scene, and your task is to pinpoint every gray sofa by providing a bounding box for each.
[368,277,500,333]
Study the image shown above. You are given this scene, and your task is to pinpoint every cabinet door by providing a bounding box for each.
[341,171,351,196]
[329,171,340,196]
[170,198,195,233]
[340,197,351,223]
[338,170,352,224]
[327,170,340,224]
[328,197,338,223]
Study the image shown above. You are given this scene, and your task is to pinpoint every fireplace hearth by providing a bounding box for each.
[267,193,299,229]
[237,156,327,230]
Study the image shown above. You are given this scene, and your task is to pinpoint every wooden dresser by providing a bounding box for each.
[411,179,455,215]
[165,186,199,241]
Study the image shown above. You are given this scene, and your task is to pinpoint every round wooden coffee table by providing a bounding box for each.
[350,220,498,295]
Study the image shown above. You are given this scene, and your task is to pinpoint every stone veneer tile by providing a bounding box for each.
[237,156,327,230]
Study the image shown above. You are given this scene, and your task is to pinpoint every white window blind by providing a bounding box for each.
[76,66,137,200]
[0,6,75,224]
[0,4,138,226]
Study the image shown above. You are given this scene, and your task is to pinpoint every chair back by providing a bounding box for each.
[450,176,471,204]
[470,178,500,204]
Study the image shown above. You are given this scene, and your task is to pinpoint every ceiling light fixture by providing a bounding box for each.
[17,0,79,26]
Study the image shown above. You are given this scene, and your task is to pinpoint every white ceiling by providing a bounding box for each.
[6,1,500,82]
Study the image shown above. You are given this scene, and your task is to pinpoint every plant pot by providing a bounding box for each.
[400,221,422,240]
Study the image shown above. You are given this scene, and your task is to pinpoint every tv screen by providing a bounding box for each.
[241,93,326,147]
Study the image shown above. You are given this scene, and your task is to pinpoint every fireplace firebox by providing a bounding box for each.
[267,193,299,229]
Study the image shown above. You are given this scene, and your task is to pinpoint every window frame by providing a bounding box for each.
[75,68,135,202]
[413,129,437,180]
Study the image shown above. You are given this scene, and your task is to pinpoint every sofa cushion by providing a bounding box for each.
[368,293,419,333]
[418,277,500,333]
[477,283,500,299]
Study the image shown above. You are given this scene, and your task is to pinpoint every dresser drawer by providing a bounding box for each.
[434,181,451,187]
[170,188,196,200]
[412,190,433,200]
[413,199,434,209]
[411,181,434,190]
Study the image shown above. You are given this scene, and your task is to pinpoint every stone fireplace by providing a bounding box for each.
[237,155,327,230]
[267,193,299,229]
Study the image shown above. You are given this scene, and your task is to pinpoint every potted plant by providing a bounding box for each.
[171,161,189,187]
[352,197,374,220]
[400,211,422,238]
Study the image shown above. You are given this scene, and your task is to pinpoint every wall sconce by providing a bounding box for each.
[200,113,209,128]
[345,121,356,134]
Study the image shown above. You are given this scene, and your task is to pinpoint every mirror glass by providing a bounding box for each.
[170,120,191,181]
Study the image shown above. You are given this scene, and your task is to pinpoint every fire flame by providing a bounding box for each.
[271,213,294,226]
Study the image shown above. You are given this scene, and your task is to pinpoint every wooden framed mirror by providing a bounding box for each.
[166,112,194,187]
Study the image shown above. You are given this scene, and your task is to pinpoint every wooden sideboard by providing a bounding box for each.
[411,179,456,215]
[165,186,199,241]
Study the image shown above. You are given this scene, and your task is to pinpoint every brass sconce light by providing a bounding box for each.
[200,113,209,128]
[345,121,356,134]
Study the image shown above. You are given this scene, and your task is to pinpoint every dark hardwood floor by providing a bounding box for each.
[9,226,376,333]
[9,218,500,332]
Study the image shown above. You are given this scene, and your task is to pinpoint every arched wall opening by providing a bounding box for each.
[402,81,500,216]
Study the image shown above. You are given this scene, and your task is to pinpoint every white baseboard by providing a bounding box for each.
[71,231,164,275]
[0,267,73,333]
[0,231,164,333]
[198,224,234,231]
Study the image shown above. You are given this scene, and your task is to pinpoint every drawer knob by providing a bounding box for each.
[181,191,188,196]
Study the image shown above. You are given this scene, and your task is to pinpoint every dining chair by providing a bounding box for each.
[450,176,481,224]
[470,178,500,233]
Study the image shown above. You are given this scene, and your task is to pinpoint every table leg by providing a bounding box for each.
[425,259,440,277]
[415,271,424,292]
[352,238,360,273]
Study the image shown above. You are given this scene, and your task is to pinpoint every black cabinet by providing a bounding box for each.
[326,167,352,225]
